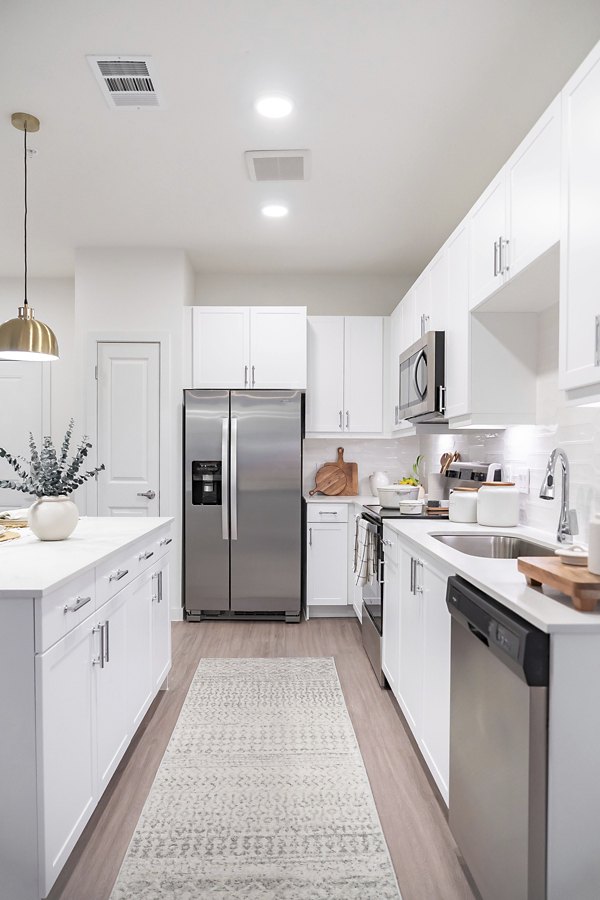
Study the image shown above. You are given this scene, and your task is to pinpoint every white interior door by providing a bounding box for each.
[0,361,44,509]
[97,342,160,516]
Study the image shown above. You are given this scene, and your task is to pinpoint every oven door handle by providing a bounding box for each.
[377,558,384,585]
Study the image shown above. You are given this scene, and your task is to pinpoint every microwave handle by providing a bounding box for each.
[413,348,427,401]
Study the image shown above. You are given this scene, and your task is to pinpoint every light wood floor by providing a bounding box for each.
[49,618,476,900]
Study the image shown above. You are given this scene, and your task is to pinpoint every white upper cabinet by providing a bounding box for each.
[469,97,561,311]
[399,288,417,353]
[191,306,306,389]
[560,42,600,393]
[306,315,383,434]
[389,304,402,431]
[413,270,432,337]
[429,249,448,334]
[192,307,250,388]
[444,221,470,420]
[250,307,307,388]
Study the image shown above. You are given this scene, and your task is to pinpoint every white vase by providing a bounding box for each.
[28,496,79,541]
[369,471,390,497]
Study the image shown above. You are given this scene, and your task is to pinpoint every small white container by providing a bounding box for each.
[377,484,420,507]
[477,482,519,527]
[588,514,600,575]
[369,471,390,497]
[399,499,425,516]
[449,487,478,523]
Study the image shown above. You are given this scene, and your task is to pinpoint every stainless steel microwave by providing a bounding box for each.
[397,331,446,423]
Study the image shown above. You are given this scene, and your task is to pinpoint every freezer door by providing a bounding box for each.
[183,390,230,614]
[230,390,303,615]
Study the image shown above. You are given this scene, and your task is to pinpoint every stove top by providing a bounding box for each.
[363,504,449,521]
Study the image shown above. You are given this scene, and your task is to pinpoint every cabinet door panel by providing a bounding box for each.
[445,222,470,419]
[413,271,432,336]
[126,570,153,729]
[399,289,416,353]
[389,305,402,431]
[343,316,383,433]
[250,307,307,388]
[560,46,600,390]
[469,174,506,308]
[152,562,172,690]
[37,622,96,895]
[192,307,250,388]
[96,589,129,793]
[382,549,400,695]
[429,249,448,334]
[397,548,423,735]
[307,317,345,432]
[507,96,561,280]
[420,563,451,804]
[307,523,347,606]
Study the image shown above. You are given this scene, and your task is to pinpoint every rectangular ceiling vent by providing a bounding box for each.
[245,150,311,182]
[87,55,164,109]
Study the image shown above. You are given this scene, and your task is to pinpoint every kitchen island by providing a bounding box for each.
[0,516,173,900]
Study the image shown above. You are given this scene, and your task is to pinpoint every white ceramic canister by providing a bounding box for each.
[588,513,600,575]
[369,471,390,497]
[476,482,519,527]
[448,487,478,523]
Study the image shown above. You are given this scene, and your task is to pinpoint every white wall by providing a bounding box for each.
[419,305,600,543]
[195,272,415,315]
[75,248,193,617]
[0,277,75,444]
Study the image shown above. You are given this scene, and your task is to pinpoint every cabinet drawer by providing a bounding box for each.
[36,571,97,653]
[307,503,349,523]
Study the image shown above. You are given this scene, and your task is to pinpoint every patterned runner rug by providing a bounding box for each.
[111,657,402,899]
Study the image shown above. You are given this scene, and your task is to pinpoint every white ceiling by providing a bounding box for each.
[1,0,600,278]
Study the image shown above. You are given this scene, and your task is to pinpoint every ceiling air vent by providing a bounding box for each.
[87,56,164,109]
[244,150,310,182]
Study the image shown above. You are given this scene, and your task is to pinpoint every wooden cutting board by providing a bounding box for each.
[518,556,600,612]
[333,447,358,497]
[309,463,347,496]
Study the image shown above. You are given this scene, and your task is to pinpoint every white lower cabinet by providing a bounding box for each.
[6,527,173,900]
[307,522,348,607]
[386,536,451,804]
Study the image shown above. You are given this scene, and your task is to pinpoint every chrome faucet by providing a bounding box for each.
[539,447,579,544]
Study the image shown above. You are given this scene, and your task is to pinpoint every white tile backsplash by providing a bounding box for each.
[303,437,419,496]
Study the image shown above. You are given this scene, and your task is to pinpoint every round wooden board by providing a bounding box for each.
[309,463,347,496]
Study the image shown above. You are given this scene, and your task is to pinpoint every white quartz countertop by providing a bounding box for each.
[305,494,375,505]
[384,518,600,634]
[0,517,174,598]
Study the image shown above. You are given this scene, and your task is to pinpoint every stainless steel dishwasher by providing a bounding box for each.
[446,576,549,900]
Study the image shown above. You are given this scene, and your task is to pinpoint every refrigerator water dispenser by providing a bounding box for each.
[192,460,222,505]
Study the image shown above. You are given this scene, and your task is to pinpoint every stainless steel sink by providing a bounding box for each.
[430,533,554,559]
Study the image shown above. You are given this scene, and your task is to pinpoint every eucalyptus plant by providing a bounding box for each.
[0,419,105,498]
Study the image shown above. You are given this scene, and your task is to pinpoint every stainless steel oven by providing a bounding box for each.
[360,510,385,686]
[398,330,445,423]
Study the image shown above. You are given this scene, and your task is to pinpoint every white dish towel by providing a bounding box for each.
[354,515,376,587]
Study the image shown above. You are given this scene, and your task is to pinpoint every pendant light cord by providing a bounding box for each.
[23,122,28,306]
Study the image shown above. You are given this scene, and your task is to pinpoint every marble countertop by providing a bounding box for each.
[0,517,174,598]
[305,494,376,505]
[384,518,600,634]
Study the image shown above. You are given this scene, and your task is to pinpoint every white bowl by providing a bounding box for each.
[377,484,420,507]
[399,499,425,516]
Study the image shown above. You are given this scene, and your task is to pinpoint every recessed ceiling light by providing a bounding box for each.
[261,204,289,218]
[255,95,294,118]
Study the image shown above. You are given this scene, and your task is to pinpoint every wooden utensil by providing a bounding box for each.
[333,447,359,496]
[309,463,347,496]
[0,529,20,543]
[440,453,451,474]
[518,556,600,611]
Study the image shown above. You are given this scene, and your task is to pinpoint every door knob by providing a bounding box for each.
[137,490,156,500]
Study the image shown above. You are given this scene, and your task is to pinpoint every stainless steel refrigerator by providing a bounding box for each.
[183,389,304,622]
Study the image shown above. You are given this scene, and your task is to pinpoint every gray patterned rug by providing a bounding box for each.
[111,657,402,899]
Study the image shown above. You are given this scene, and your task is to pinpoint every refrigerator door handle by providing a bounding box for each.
[221,417,229,540]
[230,417,238,541]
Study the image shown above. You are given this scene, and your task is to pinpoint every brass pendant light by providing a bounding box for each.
[0,113,59,361]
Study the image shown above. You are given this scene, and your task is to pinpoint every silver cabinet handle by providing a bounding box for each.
[109,568,128,582]
[221,417,229,540]
[137,490,156,500]
[595,316,600,367]
[394,404,399,425]
[493,240,499,277]
[64,595,92,614]
[159,536,172,546]
[93,623,105,668]
[502,237,510,273]
[309,527,313,547]
[151,572,158,603]
[346,411,350,429]
[415,559,424,595]
[251,365,255,387]
[339,410,343,430]
[104,619,110,663]
[410,557,415,594]
[497,235,504,276]
[230,417,238,541]
[157,570,163,604]
[382,539,392,546]
[318,510,338,516]
[244,364,248,387]
[138,550,154,561]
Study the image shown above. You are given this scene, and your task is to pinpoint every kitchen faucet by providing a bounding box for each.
[539,447,579,544]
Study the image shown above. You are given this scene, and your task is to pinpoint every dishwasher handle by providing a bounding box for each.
[468,621,489,646]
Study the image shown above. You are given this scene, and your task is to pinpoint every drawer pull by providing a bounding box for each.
[159,537,173,546]
[138,550,155,561]
[318,511,338,516]
[382,539,392,546]
[109,568,129,582]
[64,595,92,614]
